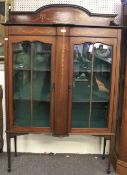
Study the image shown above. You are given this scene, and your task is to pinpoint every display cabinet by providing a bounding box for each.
[5,4,121,172]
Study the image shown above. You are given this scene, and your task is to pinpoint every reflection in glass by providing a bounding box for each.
[13,41,31,69]
[91,43,112,128]
[32,72,50,101]
[13,70,31,100]
[72,42,112,129]
[72,43,92,128]
[32,42,51,127]
[33,42,51,70]
[74,43,92,71]
[13,41,51,127]
[94,43,112,71]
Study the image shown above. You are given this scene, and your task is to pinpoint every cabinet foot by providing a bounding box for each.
[8,168,11,172]
[107,168,111,174]
[6,133,11,172]
[14,136,17,157]
[101,155,105,159]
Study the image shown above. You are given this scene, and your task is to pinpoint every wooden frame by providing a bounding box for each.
[8,35,56,133]
[68,35,119,135]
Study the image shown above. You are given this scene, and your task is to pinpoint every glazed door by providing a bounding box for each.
[69,37,117,134]
[8,36,55,132]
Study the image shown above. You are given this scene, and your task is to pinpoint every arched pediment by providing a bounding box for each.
[8,4,116,26]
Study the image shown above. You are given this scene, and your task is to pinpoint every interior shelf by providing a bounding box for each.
[74,69,110,73]
[14,67,51,72]
[33,68,51,71]
[14,67,31,71]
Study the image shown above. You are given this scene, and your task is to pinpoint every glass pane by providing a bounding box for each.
[32,71,50,101]
[72,43,93,128]
[33,42,51,70]
[72,103,89,128]
[13,70,31,100]
[91,43,112,128]
[32,102,50,127]
[13,41,31,126]
[13,41,31,69]
[13,41,52,128]
[91,103,108,128]
[32,42,51,127]
[13,100,31,126]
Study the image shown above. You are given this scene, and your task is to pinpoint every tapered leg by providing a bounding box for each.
[0,139,3,153]
[6,133,11,172]
[102,137,106,159]
[107,136,112,174]
[14,135,17,157]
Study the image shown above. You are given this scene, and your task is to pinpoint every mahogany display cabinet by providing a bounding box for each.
[4,4,121,172]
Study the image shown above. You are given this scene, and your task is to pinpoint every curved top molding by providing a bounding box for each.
[8,4,117,26]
